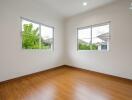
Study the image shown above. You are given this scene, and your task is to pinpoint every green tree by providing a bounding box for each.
[22,24,40,49]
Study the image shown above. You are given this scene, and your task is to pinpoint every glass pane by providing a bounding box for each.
[78,28,91,39]
[41,25,53,49]
[22,19,40,49]
[92,24,109,38]
[92,24,110,50]
[78,27,92,50]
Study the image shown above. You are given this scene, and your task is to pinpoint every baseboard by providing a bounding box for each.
[0,65,131,85]
[0,65,65,84]
[64,65,132,84]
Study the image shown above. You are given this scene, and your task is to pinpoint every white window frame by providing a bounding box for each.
[77,22,111,51]
[21,17,54,50]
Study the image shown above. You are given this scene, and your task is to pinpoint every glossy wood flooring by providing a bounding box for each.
[0,66,132,100]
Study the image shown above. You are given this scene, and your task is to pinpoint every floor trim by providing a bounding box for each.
[0,65,66,84]
[0,65,131,85]
[64,65,132,84]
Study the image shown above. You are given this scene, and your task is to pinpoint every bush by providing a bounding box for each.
[79,43,98,50]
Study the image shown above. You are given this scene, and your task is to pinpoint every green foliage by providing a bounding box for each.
[91,44,98,50]
[22,24,40,49]
[22,24,51,49]
[79,43,98,50]
[79,43,91,50]
[41,40,51,49]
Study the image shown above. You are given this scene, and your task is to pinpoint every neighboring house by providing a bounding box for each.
[41,38,53,44]
[78,32,110,50]
[97,33,110,50]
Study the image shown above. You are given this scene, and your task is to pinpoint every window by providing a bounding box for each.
[77,22,110,51]
[21,18,54,50]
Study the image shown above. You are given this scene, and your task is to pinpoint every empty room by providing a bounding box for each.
[0,0,132,100]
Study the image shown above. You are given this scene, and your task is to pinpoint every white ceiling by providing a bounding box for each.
[39,0,119,18]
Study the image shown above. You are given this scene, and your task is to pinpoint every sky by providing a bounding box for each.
[22,19,53,40]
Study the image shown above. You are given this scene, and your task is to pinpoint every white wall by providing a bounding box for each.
[65,0,132,79]
[0,0,64,82]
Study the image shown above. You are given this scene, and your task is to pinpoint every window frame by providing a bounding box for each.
[21,17,54,51]
[77,21,111,51]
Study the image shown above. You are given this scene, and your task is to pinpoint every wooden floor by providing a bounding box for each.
[0,66,132,100]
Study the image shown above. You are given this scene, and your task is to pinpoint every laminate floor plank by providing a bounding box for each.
[0,66,132,100]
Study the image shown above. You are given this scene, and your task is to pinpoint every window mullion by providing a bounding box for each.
[39,24,41,49]
[91,26,92,50]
